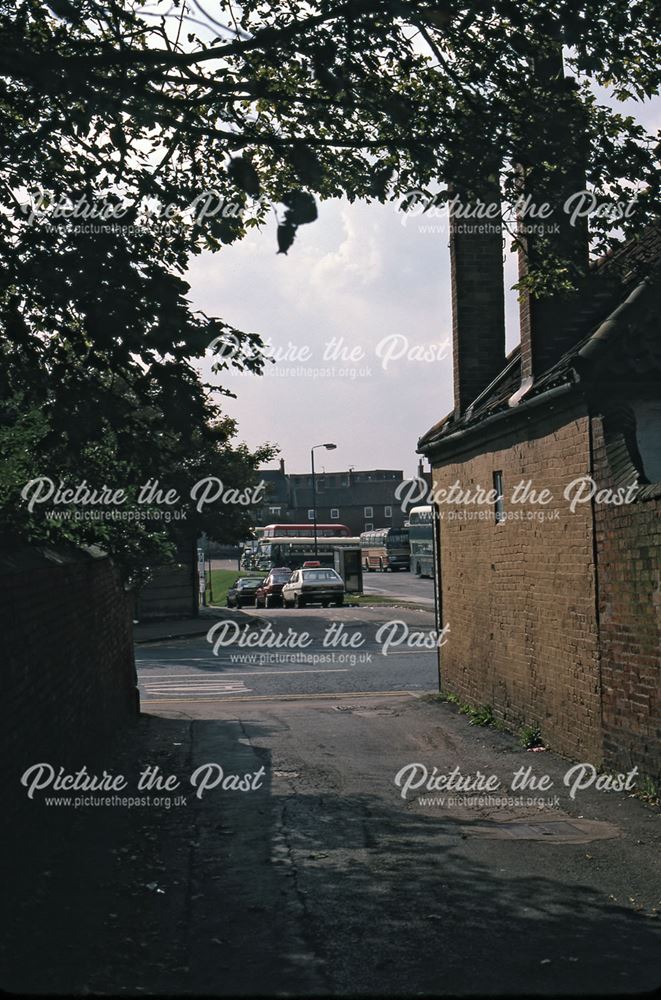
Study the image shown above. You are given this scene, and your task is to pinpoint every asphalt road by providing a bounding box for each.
[6,689,660,996]
[136,606,440,705]
[362,567,435,605]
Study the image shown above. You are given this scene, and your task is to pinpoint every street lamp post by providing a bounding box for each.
[311,443,337,557]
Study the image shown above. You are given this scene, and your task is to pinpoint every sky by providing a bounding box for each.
[188,94,660,482]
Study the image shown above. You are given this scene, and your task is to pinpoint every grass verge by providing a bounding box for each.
[206,568,256,607]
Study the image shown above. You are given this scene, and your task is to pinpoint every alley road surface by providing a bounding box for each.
[3,603,660,997]
[136,606,440,705]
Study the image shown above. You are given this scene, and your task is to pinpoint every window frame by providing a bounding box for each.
[493,471,505,524]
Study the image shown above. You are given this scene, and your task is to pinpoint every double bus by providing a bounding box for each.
[360,527,410,572]
[408,505,434,578]
[253,532,360,572]
[261,523,352,539]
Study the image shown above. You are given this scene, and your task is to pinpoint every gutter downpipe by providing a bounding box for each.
[421,381,578,460]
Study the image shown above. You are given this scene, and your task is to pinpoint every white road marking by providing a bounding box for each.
[140,677,251,698]
[137,668,350,678]
[145,683,248,691]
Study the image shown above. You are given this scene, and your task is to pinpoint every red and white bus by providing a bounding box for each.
[261,523,352,539]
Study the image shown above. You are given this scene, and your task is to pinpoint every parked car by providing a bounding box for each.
[282,567,345,609]
[226,577,264,608]
[254,567,293,609]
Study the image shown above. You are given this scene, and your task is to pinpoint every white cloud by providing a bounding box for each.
[187,198,453,477]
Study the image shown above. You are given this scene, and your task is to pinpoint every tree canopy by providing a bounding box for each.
[1,0,659,565]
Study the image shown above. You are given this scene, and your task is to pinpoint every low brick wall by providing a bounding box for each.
[0,546,139,804]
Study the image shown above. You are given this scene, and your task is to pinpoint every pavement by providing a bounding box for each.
[2,685,660,996]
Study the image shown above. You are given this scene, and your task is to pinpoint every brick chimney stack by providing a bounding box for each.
[517,47,590,380]
[450,183,506,417]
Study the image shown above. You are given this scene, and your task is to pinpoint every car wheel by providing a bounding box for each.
[415,563,421,576]
[294,595,305,609]
[226,598,232,608]
[335,597,344,607]
[322,600,329,608]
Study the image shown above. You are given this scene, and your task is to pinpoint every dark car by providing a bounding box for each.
[254,567,293,609]
[226,577,264,608]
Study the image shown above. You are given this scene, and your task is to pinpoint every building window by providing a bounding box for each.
[330,508,340,519]
[384,505,392,519]
[364,522,373,531]
[493,471,505,524]
[307,509,315,520]
[364,506,373,518]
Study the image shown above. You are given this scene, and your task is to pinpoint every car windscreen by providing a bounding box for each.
[238,579,261,588]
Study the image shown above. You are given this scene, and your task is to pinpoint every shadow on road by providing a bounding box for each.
[1,712,659,996]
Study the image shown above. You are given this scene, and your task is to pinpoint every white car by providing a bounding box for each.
[282,567,345,609]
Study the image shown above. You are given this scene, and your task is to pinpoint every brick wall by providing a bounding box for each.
[449,192,506,416]
[0,546,139,802]
[591,417,661,783]
[433,402,603,760]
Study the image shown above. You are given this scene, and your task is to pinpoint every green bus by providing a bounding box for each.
[253,533,360,572]
[408,505,434,578]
